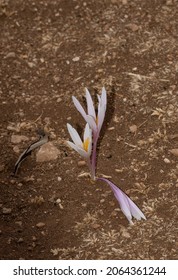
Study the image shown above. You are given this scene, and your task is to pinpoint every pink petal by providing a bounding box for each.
[97,178,146,223]
[85,88,96,119]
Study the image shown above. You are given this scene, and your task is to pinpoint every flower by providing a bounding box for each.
[66,123,92,159]
[72,87,107,137]
[98,178,146,224]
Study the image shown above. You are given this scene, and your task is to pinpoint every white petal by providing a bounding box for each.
[101,87,107,107]
[97,105,106,132]
[127,196,147,220]
[85,115,97,132]
[85,88,96,119]
[67,141,89,158]
[72,96,87,121]
[84,123,92,142]
[67,123,83,146]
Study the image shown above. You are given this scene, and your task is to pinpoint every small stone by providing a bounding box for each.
[15,221,22,226]
[91,223,100,229]
[126,23,139,32]
[169,149,178,157]
[100,199,105,203]
[5,52,16,58]
[17,238,24,243]
[108,127,115,131]
[57,97,62,103]
[164,158,170,164]
[27,62,35,68]
[72,56,80,62]
[77,160,86,167]
[36,222,45,228]
[115,168,124,173]
[129,124,137,133]
[13,146,20,153]
[57,176,62,182]
[2,208,12,214]
[53,76,60,84]
[11,135,29,144]
[36,142,60,162]
[10,179,16,184]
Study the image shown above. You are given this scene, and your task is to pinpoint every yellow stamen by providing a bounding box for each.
[83,137,90,152]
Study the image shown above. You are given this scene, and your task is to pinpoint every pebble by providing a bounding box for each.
[36,142,60,162]
[15,221,22,227]
[53,76,60,84]
[164,158,170,164]
[169,149,178,157]
[57,176,62,182]
[27,62,35,68]
[2,207,12,214]
[72,56,80,62]
[17,238,24,243]
[129,124,137,133]
[57,97,62,103]
[77,160,86,167]
[36,222,45,228]
[5,52,16,58]
[11,135,29,144]
[126,23,139,32]
[108,127,115,131]
[13,146,20,153]
[91,223,100,229]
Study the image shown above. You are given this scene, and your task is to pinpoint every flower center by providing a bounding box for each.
[83,137,90,152]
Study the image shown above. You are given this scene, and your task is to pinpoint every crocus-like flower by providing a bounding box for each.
[72,87,107,138]
[72,87,107,179]
[98,178,146,224]
[67,123,92,159]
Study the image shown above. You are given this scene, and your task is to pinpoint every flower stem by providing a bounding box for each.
[90,133,99,181]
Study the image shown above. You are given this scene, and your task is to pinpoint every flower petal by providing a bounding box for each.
[85,115,97,132]
[72,96,88,121]
[109,182,132,223]
[97,104,106,132]
[97,178,146,223]
[101,87,107,107]
[66,141,89,158]
[84,123,91,142]
[127,196,146,221]
[67,123,83,146]
[85,88,96,119]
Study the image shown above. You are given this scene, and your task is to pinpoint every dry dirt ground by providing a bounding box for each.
[0,0,178,260]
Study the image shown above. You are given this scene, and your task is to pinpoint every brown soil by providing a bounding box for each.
[0,0,178,260]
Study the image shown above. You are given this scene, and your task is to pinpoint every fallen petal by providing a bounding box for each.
[97,177,146,223]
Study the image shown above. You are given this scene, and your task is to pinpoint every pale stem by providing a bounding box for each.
[90,132,99,181]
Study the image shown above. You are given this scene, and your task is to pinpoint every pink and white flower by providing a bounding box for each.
[66,123,92,159]
[72,87,107,137]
